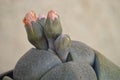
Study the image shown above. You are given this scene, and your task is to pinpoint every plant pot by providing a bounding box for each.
[0,70,13,79]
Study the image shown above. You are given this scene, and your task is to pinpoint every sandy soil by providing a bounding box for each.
[0,0,120,73]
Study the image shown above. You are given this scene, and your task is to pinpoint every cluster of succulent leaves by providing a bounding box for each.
[23,10,71,62]
[2,10,120,80]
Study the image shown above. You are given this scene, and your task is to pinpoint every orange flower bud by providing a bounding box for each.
[47,10,58,20]
[23,11,37,25]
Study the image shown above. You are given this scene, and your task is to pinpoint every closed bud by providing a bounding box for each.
[47,10,58,21]
[44,10,62,51]
[23,11,48,50]
[23,11,37,26]
[54,34,71,62]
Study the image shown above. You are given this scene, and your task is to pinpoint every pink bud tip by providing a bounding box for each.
[23,11,37,25]
[38,14,46,20]
[47,10,58,20]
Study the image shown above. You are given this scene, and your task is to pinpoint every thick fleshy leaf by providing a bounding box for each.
[69,40,95,66]
[93,50,120,80]
[41,62,97,80]
[13,48,62,80]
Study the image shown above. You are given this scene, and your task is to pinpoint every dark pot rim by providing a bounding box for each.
[0,69,13,79]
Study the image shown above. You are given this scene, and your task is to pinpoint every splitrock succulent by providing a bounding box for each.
[4,10,119,80]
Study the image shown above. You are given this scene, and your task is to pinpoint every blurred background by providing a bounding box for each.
[0,0,120,74]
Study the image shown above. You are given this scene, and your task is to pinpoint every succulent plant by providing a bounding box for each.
[4,10,119,80]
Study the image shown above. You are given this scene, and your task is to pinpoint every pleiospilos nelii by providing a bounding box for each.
[11,10,120,80]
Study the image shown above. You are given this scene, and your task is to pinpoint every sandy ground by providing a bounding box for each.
[0,0,120,74]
